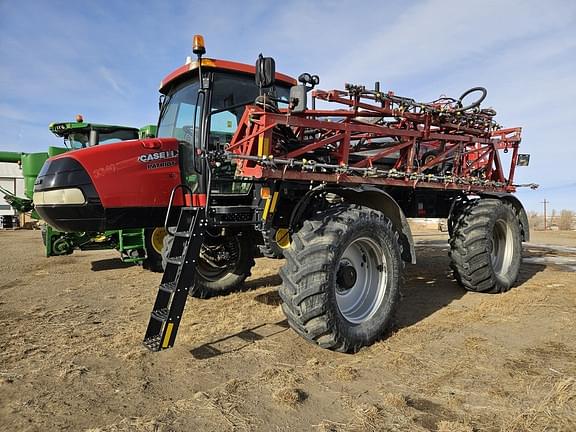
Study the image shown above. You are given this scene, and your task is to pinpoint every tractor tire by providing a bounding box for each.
[421,150,439,166]
[279,205,402,353]
[143,227,166,273]
[420,150,440,173]
[447,196,469,238]
[449,199,522,293]
[258,227,291,259]
[162,231,255,299]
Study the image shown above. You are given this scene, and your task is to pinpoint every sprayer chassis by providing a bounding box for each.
[144,54,531,353]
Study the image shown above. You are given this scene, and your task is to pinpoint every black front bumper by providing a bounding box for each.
[35,157,261,232]
[34,157,108,232]
[34,157,174,232]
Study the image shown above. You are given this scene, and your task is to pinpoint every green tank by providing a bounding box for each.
[21,152,49,199]
[0,150,61,200]
[47,146,68,158]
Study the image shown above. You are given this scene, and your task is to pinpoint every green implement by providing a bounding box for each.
[0,186,34,213]
[1,118,164,271]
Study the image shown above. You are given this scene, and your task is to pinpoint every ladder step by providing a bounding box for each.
[151,308,169,322]
[182,206,201,211]
[166,256,183,266]
[174,231,191,238]
[143,335,161,352]
[158,281,177,293]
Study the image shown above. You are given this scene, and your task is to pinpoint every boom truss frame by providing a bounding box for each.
[225,87,522,194]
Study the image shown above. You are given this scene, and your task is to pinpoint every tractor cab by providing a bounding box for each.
[49,116,144,149]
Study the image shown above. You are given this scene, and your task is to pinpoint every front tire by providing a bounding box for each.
[162,231,255,299]
[279,205,402,353]
[449,199,522,293]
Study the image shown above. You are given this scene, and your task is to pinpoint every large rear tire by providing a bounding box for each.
[449,199,522,293]
[162,231,255,299]
[279,205,402,352]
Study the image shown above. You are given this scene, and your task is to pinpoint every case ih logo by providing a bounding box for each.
[138,150,178,163]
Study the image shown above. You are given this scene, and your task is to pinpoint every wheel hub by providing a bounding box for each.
[337,264,357,291]
[150,228,167,254]
[198,237,239,280]
[53,236,72,255]
[335,237,387,324]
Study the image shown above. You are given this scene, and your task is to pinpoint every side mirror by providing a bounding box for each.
[289,85,307,113]
[255,54,275,88]
[88,129,99,147]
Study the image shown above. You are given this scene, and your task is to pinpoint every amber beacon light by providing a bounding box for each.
[192,34,206,55]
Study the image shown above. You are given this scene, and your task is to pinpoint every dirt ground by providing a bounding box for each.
[0,227,575,432]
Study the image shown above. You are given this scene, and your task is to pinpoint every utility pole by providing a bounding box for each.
[541,199,549,230]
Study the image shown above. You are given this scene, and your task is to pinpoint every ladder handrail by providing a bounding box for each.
[164,183,194,236]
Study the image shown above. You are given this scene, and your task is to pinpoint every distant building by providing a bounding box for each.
[0,162,24,216]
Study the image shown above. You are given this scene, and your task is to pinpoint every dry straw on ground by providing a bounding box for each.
[272,386,307,407]
[334,365,360,381]
[503,376,576,431]
[436,420,474,432]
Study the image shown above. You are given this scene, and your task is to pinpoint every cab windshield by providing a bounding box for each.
[66,129,139,149]
[157,71,290,193]
[158,72,289,144]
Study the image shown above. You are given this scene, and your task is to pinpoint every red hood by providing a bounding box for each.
[53,137,183,208]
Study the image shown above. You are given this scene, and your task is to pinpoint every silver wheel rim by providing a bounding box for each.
[335,237,387,324]
[491,220,514,277]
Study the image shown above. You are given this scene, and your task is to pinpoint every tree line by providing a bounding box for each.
[528,209,575,230]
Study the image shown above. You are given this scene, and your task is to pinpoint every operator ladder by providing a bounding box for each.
[143,205,206,351]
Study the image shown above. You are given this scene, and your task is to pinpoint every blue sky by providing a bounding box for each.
[0,0,575,212]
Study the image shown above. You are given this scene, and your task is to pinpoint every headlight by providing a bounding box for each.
[33,188,86,205]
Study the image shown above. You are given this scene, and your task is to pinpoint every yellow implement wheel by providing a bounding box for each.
[143,227,167,272]
[274,228,291,249]
[150,227,167,254]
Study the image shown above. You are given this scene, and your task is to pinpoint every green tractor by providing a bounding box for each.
[0,117,166,271]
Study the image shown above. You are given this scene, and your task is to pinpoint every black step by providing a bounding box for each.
[151,308,169,322]
[158,281,177,293]
[143,335,161,352]
[166,256,183,266]
[174,231,191,238]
